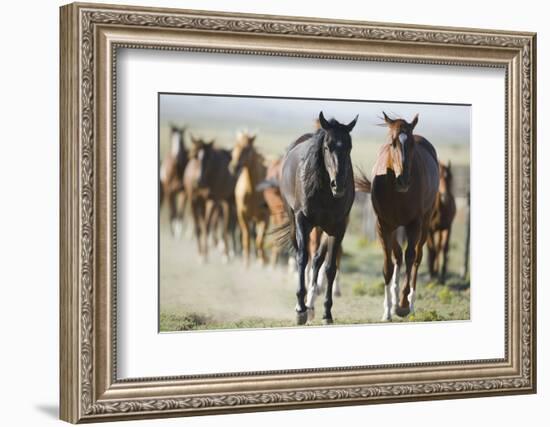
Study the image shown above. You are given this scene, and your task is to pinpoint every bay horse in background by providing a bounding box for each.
[229,131,270,267]
[183,137,209,260]
[160,124,188,236]
[184,136,235,262]
[355,112,439,321]
[427,161,457,283]
[193,137,238,263]
[278,111,358,325]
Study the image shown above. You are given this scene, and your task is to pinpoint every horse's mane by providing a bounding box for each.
[301,129,327,197]
[371,135,437,178]
[372,143,403,177]
[286,132,314,153]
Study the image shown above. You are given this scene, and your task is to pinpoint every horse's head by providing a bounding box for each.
[382,111,419,192]
[318,111,358,198]
[439,161,453,203]
[229,131,256,175]
[169,124,186,155]
[190,135,215,188]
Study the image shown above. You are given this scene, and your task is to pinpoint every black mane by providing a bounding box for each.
[301,129,328,198]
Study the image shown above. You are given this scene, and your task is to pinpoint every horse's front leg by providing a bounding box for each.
[426,230,437,278]
[220,200,231,264]
[322,229,345,324]
[238,211,250,267]
[305,238,328,321]
[440,227,451,283]
[255,215,269,266]
[396,221,422,317]
[378,222,396,321]
[294,212,312,325]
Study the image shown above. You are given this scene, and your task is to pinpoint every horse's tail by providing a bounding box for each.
[354,168,372,193]
[270,210,296,253]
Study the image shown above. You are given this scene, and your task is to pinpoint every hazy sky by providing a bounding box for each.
[160,93,470,146]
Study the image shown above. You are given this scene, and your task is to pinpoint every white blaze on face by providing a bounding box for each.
[171,132,181,156]
[398,132,407,146]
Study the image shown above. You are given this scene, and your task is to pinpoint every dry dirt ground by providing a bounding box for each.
[159,208,470,332]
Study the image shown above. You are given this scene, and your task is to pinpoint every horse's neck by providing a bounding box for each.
[301,141,327,196]
[243,150,265,187]
[171,133,183,156]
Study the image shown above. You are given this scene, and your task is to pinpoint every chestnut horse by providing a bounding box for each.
[229,131,270,267]
[278,111,358,325]
[356,112,439,321]
[257,157,287,267]
[427,161,457,283]
[160,124,188,236]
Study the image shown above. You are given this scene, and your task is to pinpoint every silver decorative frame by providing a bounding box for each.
[60,2,536,423]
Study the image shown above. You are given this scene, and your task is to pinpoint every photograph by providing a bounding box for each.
[158,93,471,331]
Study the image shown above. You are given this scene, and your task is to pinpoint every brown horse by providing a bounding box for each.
[356,112,439,321]
[229,131,270,267]
[194,137,238,263]
[183,137,209,261]
[256,157,287,267]
[427,161,457,283]
[160,124,188,236]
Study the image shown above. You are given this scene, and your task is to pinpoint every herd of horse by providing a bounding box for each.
[160,111,457,325]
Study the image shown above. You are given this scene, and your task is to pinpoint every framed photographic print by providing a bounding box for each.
[59,2,537,423]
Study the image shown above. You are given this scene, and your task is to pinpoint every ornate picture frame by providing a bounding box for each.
[59,2,536,423]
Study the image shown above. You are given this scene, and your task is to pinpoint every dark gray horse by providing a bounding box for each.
[277,111,358,325]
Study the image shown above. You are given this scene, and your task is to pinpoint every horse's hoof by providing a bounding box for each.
[221,254,229,264]
[296,311,308,325]
[394,306,411,318]
[307,307,315,321]
[381,313,392,322]
[323,316,333,325]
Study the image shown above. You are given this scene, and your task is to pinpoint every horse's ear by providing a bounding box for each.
[207,139,215,146]
[249,135,256,145]
[345,114,359,133]
[410,113,419,130]
[382,111,394,125]
[190,133,199,145]
[447,160,451,170]
[319,111,330,130]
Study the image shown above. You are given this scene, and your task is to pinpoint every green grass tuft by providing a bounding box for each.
[351,281,369,296]
[437,287,453,304]
[409,309,445,322]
